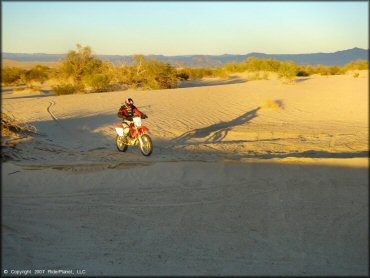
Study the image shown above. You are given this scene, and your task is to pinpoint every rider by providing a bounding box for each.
[117,98,147,136]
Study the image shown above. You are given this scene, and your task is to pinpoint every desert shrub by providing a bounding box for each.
[176,70,190,81]
[244,57,262,71]
[61,44,103,82]
[21,65,50,85]
[262,72,269,80]
[213,68,229,78]
[353,72,360,78]
[224,62,239,73]
[296,70,310,77]
[2,67,26,85]
[278,61,299,80]
[329,66,343,75]
[316,65,332,75]
[52,83,84,95]
[123,55,178,90]
[2,111,37,138]
[83,72,112,92]
[188,68,215,79]
[243,57,280,72]
[111,64,132,85]
[154,63,178,89]
[260,59,280,72]
[262,99,284,110]
[343,60,369,71]
[301,65,316,75]
[224,62,247,73]
[247,72,261,81]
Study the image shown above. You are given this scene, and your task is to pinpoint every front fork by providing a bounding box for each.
[132,126,144,147]
[138,135,144,147]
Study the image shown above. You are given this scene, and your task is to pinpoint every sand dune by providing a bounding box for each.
[2,72,368,275]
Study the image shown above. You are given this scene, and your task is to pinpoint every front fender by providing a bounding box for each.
[138,126,149,135]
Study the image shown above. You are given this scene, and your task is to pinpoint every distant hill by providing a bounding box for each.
[2,47,368,68]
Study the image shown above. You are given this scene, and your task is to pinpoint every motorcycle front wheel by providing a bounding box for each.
[140,134,153,156]
[116,135,128,152]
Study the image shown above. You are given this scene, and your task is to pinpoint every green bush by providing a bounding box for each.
[278,61,299,80]
[296,70,310,77]
[21,65,50,85]
[9,44,368,93]
[83,73,112,92]
[52,83,84,95]
[213,68,229,78]
[343,60,369,71]
[224,62,246,73]
[243,57,280,72]
[124,55,178,90]
[2,67,26,85]
[61,44,102,82]
[247,72,261,81]
[176,70,190,81]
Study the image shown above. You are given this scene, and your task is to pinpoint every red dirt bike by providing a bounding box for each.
[115,116,153,156]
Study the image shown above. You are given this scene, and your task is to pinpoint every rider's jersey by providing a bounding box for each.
[118,104,144,121]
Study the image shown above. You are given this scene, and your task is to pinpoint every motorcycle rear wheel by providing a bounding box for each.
[116,135,128,152]
[140,134,153,156]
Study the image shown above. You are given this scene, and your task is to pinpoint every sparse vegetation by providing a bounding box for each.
[2,45,369,92]
[2,67,26,85]
[52,83,84,95]
[261,99,284,110]
[125,55,178,90]
[278,61,299,81]
[21,65,51,88]
[2,111,38,138]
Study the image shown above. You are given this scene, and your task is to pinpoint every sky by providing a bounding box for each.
[2,1,369,55]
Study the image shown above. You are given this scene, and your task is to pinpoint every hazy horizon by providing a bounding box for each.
[1,46,368,57]
[2,2,369,55]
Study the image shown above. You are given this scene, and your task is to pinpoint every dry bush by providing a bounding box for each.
[247,71,270,81]
[1,111,38,161]
[247,72,262,81]
[2,111,38,140]
[2,67,26,85]
[261,99,284,110]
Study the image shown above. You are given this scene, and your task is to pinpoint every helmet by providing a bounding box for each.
[125,98,134,106]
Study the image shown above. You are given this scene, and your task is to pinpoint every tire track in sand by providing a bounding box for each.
[47,101,58,122]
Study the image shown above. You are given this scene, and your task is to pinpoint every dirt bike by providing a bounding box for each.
[115,115,153,156]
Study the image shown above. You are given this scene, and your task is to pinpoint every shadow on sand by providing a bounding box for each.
[3,89,55,100]
[256,150,369,159]
[178,77,247,88]
[295,77,312,83]
[8,108,366,163]
[172,107,261,144]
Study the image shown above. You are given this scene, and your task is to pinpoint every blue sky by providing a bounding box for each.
[2,1,368,55]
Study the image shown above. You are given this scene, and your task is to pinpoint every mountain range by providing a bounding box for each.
[2,47,368,68]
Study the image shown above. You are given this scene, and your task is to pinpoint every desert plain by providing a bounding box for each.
[2,71,368,275]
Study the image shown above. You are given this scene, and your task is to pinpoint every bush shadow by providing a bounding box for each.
[13,109,368,164]
[178,77,247,88]
[2,89,55,100]
[172,107,261,144]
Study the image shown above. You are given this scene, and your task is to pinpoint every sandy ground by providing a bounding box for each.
[3,59,62,69]
[2,71,369,275]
